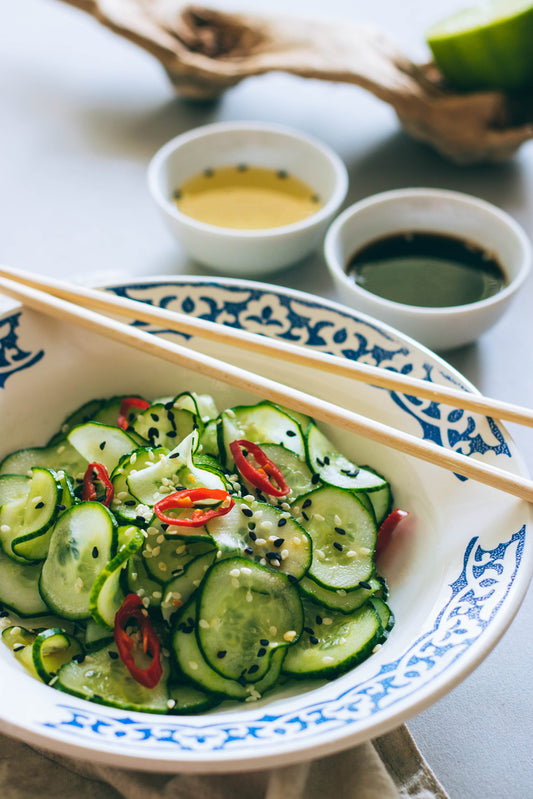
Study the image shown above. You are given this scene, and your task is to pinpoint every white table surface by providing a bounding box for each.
[1,1,532,796]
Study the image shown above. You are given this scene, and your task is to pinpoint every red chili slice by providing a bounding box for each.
[229,439,290,497]
[117,397,150,431]
[82,462,114,507]
[375,508,409,560]
[113,593,162,689]
[153,488,234,527]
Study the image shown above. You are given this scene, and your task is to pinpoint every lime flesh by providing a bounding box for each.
[426,0,533,91]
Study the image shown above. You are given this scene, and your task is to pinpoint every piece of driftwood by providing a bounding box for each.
[57,1,533,164]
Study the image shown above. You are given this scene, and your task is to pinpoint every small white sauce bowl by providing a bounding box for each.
[148,121,348,276]
[324,188,532,351]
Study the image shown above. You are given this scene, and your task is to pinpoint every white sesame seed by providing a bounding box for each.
[199,619,210,628]
[322,617,333,625]
[152,590,162,599]
[280,549,289,560]
[229,568,241,577]
[189,661,199,670]
[322,656,335,664]
[283,630,297,642]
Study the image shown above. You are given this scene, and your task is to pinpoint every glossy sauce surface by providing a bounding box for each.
[345,231,506,307]
[174,165,321,230]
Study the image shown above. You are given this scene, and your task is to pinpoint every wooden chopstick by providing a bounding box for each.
[0,273,532,503]
[0,265,531,428]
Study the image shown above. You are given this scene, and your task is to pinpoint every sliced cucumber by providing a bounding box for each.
[219,402,306,466]
[167,680,220,714]
[142,532,215,583]
[47,398,105,445]
[206,497,311,580]
[247,443,316,501]
[68,423,138,475]
[197,557,303,683]
[298,573,381,613]
[56,641,170,712]
[282,599,383,679]
[291,486,376,591]
[124,548,165,607]
[1,625,39,677]
[40,502,117,619]
[10,467,62,562]
[0,547,49,616]
[306,423,388,493]
[160,549,217,623]
[132,403,199,450]
[89,525,145,628]
[111,446,167,521]
[0,439,88,482]
[32,628,83,683]
[172,598,286,700]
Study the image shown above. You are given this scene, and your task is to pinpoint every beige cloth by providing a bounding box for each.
[0,724,448,799]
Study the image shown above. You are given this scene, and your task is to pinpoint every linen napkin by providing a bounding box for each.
[0,724,448,799]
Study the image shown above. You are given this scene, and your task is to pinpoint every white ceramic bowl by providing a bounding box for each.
[0,276,532,773]
[324,188,532,351]
[147,121,348,275]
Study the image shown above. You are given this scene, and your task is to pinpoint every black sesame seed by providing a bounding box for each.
[160,523,169,530]
[56,504,66,511]
[249,530,257,541]
[334,527,346,536]
[311,473,320,484]
[315,615,323,625]
[237,163,248,171]
[257,647,267,657]
[167,410,175,422]
[273,537,284,548]
[277,518,287,527]
[169,452,181,458]
[173,189,182,200]
[248,664,259,674]
[99,441,106,450]
[92,694,103,701]
[0,611,9,618]
[277,170,288,179]
[151,413,159,422]
[171,568,184,576]
[309,636,319,645]
[248,522,256,530]
[287,574,298,584]
[311,194,320,203]
[323,456,330,465]
[204,168,214,177]
[135,516,146,525]
[217,650,227,659]
[266,551,281,563]
[302,498,312,509]
[72,653,85,663]
[35,501,45,509]
[304,626,314,635]
[285,429,297,437]
[241,507,253,517]
[259,639,269,646]
[301,511,309,521]
[237,674,247,686]
[244,546,254,555]
[124,499,136,506]
[148,427,158,440]
[359,580,372,590]
[13,643,25,652]
[316,457,324,467]
[167,430,177,438]
[333,542,343,551]
[92,546,99,558]
[164,401,174,410]
[108,650,119,659]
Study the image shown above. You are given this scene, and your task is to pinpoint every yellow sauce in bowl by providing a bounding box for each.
[173,165,321,230]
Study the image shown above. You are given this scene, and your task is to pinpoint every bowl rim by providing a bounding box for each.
[147,120,349,239]
[323,187,532,317]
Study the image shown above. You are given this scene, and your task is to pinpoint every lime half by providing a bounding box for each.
[426,0,533,91]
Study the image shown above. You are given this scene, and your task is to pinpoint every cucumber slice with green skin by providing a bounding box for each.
[89,525,145,628]
[197,557,303,683]
[206,497,311,580]
[0,474,31,561]
[84,618,114,651]
[198,419,220,458]
[124,548,165,607]
[0,439,88,482]
[364,474,392,526]
[10,467,62,562]
[126,450,183,507]
[160,549,217,623]
[40,502,117,620]
[111,446,168,521]
[368,596,395,639]
[132,403,199,450]
[47,398,106,446]
[172,599,286,700]
[219,402,306,467]
[56,641,171,713]
[56,471,77,511]
[142,531,215,583]
[0,547,49,616]
[68,422,139,475]
[291,486,377,591]
[306,423,388,493]
[32,628,83,683]
[167,679,221,714]
[298,574,381,614]
[1,626,39,677]
[241,443,316,502]
[282,599,383,679]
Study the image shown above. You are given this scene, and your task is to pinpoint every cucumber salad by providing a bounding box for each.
[0,392,406,714]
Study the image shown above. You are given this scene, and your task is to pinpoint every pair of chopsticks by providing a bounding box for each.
[0,264,532,503]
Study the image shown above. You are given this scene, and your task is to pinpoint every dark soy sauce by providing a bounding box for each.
[345,231,507,308]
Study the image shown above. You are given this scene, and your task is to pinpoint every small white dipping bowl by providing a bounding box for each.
[148,121,348,276]
[324,188,532,351]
